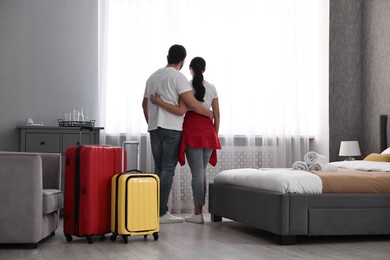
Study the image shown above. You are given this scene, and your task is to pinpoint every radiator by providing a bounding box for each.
[171,146,277,212]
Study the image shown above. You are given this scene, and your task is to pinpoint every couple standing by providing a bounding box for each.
[142,44,221,224]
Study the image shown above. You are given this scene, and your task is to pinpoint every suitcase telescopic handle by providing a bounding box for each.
[122,141,140,172]
[79,126,93,146]
[80,126,93,131]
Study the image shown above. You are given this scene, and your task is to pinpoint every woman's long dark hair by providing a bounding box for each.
[190,57,206,102]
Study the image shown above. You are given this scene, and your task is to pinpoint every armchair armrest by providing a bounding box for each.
[39,153,61,190]
[0,154,43,243]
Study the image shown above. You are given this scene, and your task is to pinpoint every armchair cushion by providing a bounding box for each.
[43,189,63,214]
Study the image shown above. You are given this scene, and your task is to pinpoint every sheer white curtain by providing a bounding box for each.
[98,0,329,212]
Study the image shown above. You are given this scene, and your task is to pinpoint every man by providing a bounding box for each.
[142,44,213,224]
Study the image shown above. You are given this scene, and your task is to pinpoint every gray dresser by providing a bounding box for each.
[17,126,104,190]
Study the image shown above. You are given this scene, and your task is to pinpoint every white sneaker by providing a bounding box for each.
[160,212,183,224]
[184,213,204,224]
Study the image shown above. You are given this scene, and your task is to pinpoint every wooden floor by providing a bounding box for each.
[1,214,390,260]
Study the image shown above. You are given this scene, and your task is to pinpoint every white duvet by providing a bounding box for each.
[214,168,322,194]
[214,161,390,194]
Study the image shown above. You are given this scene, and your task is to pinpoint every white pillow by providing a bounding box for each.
[381,147,390,154]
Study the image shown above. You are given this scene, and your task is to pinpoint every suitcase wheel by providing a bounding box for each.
[122,235,129,244]
[153,232,159,241]
[87,236,93,244]
[143,235,147,239]
[110,233,117,241]
[64,233,72,242]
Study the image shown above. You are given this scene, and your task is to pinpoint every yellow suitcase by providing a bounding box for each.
[110,170,160,243]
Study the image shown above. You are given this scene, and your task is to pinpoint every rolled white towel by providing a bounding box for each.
[308,163,338,172]
[304,151,328,165]
[292,161,309,171]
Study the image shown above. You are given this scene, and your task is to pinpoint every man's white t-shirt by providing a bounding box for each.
[144,67,192,131]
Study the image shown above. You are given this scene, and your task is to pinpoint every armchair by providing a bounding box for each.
[0,152,63,248]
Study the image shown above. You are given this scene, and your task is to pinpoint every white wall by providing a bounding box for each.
[0,0,98,151]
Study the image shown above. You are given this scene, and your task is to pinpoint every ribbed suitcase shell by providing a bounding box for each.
[63,145,123,243]
[111,172,160,243]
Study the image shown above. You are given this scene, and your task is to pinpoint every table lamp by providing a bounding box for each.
[339,141,361,160]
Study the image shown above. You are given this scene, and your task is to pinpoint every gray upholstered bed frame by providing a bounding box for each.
[209,183,390,244]
[209,115,390,245]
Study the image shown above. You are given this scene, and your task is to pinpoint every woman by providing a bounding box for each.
[150,57,221,224]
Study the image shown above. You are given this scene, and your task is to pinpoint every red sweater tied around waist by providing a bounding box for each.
[178,111,221,166]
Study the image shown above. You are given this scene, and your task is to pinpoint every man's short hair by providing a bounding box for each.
[167,44,187,64]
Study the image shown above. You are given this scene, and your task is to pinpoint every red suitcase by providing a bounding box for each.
[63,144,124,244]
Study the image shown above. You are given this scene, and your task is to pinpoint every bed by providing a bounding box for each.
[208,115,390,245]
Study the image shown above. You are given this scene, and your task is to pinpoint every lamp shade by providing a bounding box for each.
[339,141,361,156]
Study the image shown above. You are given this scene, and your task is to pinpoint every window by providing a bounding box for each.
[99,0,329,153]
